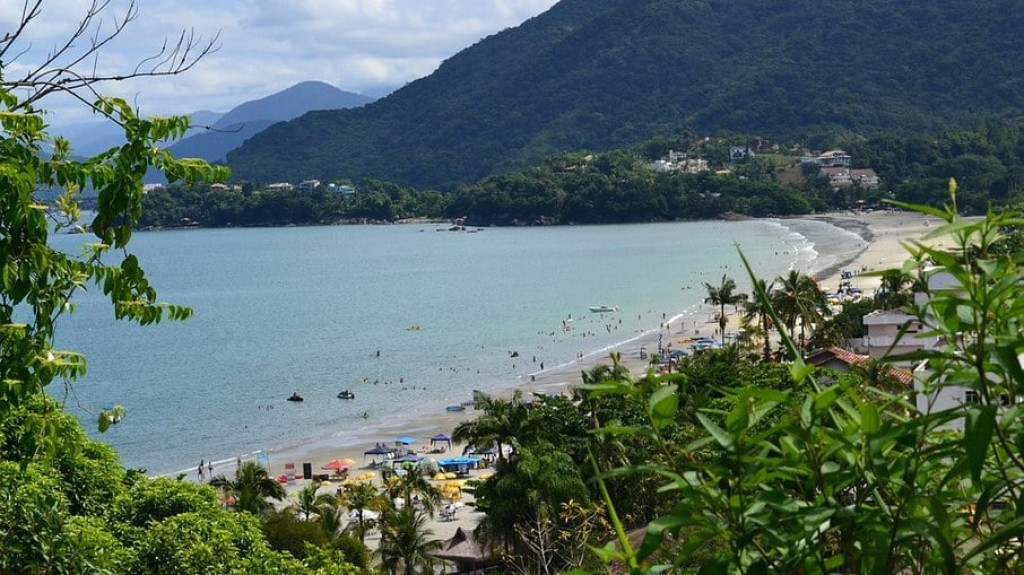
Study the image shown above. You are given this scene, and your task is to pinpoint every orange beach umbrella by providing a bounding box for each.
[321,458,356,471]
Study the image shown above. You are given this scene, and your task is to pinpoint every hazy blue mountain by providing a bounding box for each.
[360,85,400,100]
[188,110,225,128]
[226,0,1024,190]
[50,109,226,158]
[211,81,372,129]
[164,81,374,165]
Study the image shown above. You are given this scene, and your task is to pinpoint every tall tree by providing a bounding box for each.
[770,269,829,349]
[374,506,443,575]
[743,278,776,361]
[875,268,915,309]
[339,481,383,544]
[383,470,442,515]
[292,481,336,521]
[704,274,748,341]
[452,389,534,463]
[209,461,286,516]
[472,445,590,557]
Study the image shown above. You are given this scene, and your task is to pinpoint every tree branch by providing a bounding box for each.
[1,0,220,119]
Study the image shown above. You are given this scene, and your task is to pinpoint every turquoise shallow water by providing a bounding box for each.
[49,219,863,475]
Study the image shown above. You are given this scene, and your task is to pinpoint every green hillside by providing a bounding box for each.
[227,0,1024,189]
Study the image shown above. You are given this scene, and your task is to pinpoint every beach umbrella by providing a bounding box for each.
[395,436,418,445]
[433,472,448,481]
[321,458,355,471]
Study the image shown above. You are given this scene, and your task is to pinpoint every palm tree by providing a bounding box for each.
[383,470,442,515]
[704,274,748,342]
[875,269,914,309]
[452,389,533,463]
[340,481,383,544]
[209,460,286,515]
[317,501,344,539]
[743,278,776,361]
[375,506,443,575]
[771,269,830,349]
[292,481,336,521]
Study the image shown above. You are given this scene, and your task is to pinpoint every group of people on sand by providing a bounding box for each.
[197,459,213,479]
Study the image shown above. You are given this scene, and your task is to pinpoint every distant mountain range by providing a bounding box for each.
[52,81,375,162]
[223,0,1024,190]
[165,81,374,164]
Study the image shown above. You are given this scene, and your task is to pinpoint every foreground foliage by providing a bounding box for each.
[0,5,372,571]
[577,183,1024,573]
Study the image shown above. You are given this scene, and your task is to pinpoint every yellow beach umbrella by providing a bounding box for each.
[433,472,448,481]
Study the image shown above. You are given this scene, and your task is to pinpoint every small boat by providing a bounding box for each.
[445,404,466,412]
[287,392,304,402]
[588,305,619,313]
[337,390,355,400]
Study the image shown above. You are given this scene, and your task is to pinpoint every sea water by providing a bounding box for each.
[49,219,864,475]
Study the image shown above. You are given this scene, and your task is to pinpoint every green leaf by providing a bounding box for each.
[860,401,880,434]
[789,360,814,385]
[648,383,678,431]
[725,400,750,434]
[587,541,623,564]
[964,405,996,482]
[696,412,734,450]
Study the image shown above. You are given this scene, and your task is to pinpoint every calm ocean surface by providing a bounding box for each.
[50,219,863,476]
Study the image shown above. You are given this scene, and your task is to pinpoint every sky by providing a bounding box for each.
[1,0,560,125]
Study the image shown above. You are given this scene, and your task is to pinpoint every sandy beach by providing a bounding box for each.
[199,209,941,544]
[809,209,940,291]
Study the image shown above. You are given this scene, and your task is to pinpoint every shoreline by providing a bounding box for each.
[185,210,940,544]
[196,210,937,483]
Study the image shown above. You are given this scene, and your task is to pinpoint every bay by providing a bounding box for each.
[50,219,863,476]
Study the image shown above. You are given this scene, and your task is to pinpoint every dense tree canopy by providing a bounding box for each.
[227,0,1024,189]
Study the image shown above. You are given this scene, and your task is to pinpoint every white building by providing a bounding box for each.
[862,270,982,430]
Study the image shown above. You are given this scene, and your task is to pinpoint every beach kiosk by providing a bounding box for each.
[437,456,482,477]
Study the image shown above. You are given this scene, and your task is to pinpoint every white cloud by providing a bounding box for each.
[1,0,559,125]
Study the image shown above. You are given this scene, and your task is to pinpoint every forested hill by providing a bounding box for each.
[226,0,1024,190]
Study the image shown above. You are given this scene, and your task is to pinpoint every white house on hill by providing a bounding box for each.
[862,269,987,431]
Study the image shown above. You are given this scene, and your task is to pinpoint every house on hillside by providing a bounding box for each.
[329,183,356,197]
[650,150,709,173]
[817,149,852,168]
[806,346,913,387]
[821,167,853,188]
[729,146,754,162]
[851,168,879,188]
[862,269,981,430]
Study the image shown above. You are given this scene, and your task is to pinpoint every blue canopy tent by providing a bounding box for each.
[430,433,453,451]
[391,453,425,464]
[364,443,397,462]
